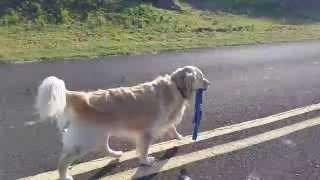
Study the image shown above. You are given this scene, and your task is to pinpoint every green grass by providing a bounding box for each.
[1,3,320,62]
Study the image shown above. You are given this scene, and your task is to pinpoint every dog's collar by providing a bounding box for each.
[176,85,188,99]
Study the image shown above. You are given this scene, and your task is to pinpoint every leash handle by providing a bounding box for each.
[192,89,204,140]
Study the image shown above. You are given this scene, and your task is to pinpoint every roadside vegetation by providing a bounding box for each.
[1,0,320,62]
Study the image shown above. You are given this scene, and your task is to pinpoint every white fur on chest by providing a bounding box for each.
[152,98,187,135]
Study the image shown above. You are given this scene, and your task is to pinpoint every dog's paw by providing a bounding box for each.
[60,175,73,180]
[140,156,156,166]
[175,133,183,140]
[109,150,123,158]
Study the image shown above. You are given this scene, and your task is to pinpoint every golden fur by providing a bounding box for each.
[35,66,210,180]
[65,75,187,132]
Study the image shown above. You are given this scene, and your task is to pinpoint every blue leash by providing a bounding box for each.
[192,88,205,140]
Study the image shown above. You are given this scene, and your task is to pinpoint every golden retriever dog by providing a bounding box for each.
[35,66,210,180]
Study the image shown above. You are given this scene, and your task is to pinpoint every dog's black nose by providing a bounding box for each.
[203,79,210,90]
[204,79,211,86]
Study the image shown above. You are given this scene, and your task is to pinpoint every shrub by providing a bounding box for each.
[1,10,20,25]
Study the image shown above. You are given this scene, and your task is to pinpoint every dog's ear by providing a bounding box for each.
[171,68,195,99]
[184,72,195,98]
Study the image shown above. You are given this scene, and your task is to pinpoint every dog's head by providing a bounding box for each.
[170,66,210,99]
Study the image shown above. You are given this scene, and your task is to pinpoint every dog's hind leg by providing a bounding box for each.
[58,124,88,180]
[105,133,123,158]
[136,132,155,166]
[58,145,82,180]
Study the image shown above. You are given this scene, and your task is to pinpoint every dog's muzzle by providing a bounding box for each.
[203,79,210,90]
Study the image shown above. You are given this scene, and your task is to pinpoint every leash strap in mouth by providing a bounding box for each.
[192,88,205,140]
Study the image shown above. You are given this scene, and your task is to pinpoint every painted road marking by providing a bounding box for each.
[20,103,320,180]
[105,116,320,179]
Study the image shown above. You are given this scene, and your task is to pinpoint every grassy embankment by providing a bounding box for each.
[0,0,320,62]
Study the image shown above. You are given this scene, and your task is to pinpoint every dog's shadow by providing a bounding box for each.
[87,159,120,180]
[85,146,179,180]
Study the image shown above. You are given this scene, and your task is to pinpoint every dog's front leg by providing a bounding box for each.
[136,132,155,166]
[168,125,183,140]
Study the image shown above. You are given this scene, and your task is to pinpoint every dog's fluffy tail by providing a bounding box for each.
[35,76,68,130]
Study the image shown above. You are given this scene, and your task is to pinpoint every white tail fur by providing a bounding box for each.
[35,76,67,130]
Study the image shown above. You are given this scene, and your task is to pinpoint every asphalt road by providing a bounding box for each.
[1,40,320,179]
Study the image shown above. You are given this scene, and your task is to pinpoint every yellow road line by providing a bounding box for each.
[105,116,320,179]
[20,103,320,180]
